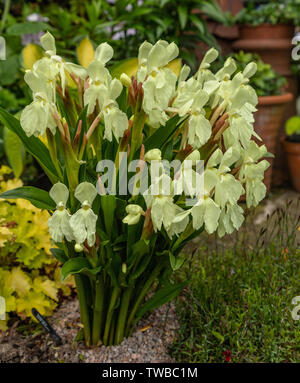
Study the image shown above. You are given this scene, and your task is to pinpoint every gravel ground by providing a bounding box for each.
[0,298,179,363]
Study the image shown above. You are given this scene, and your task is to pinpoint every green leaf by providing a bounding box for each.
[4,127,24,177]
[101,195,117,239]
[144,115,182,151]
[110,57,138,79]
[61,257,101,282]
[212,330,225,344]
[178,5,188,29]
[0,186,56,210]
[129,254,152,282]
[171,222,204,254]
[50,248,68,264]
[6,22,51,36]
[0,107,58,177]
[286,116,300,136]
[169,252,185,271]
[0,55,19,86]
[190,14,205,35]
[199,2,228,25]
[135,282,186,320]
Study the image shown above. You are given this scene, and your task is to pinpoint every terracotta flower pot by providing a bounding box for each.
[232,23,297,188]
[283,140,300,193]
[232,24,295,75]
[254,93,293,191]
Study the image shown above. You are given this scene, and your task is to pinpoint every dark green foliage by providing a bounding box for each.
[235,0,300,26]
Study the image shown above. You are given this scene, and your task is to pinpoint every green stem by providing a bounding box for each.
[126,262,164,336]
[115,287,133,345]
[108,313,116,346]
[46,129,63,179]
[62,141,80,195]
[129,110,146,162]
[103,285,121,346]
[75,275,91,346]
[0,0,10,32]
[92,275,105,346]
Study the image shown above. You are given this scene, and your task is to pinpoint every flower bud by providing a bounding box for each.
[126,204,143,215]
[120,73,132,88]
[122,263,127,274]
[74,243,84,252]
[145,149,161,162]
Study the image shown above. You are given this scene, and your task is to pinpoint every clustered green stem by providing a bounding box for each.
[73,250,169,346]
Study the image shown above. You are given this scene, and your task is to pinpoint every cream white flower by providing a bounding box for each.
[174,80,211,149]
[218,203,244,237]
[103,100,128,142]
[137,40,179,127]
[70,182,98,247]
[40,32,86,95]
[186,90,211,148]
[167,205,189,238]
[83,60,113,114]
[206,147,244,208]
[83,43,128,141]
[143,174,176,233]
[48,183,74,243]
[122,204,144,225]
[173,163,200,198]
[238,142,269,207]
[173,167,220,234]
[20,92,57,137]
[196,48,220,95]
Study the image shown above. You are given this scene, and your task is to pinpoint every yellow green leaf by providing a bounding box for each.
[166,58,182,76]
[0,296,5,316]
[4,127,24,178]
[111,58,138,79]
[16,291,55,318]
[33,277,58,301]
[10,267,31,296]
[76,37,94,68]
[22,43,43,70]
[0,320,7,331]
[0,225,12,247]
[111,57,182,80]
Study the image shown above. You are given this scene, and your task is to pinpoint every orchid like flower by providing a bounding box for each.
[83,51,114,114]
[20,69,59,137]
[83,43,128,141]
[48,183,74,243]
[218,203,245,237]
[102,100,128,142]
[40,32,87,95]
[238,142,270,207]
[70,182,98,247]
[143,174,177,234]
[173,168,221,234]
[137,40,179,127]
[206,147,244,208]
